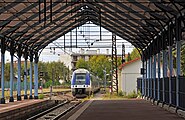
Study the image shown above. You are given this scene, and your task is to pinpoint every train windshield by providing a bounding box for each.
[76,74,86,81]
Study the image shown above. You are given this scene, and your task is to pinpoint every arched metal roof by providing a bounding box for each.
[0,0,184,56]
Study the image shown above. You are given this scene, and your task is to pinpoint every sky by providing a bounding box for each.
[1,23,134,63]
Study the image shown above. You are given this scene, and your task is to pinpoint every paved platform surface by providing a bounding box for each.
[65,99,184,120]
[0,99,45,113]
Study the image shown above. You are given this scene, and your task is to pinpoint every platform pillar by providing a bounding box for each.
[150,57,152,98]
[29,54,33,99]
[147,59,150,97]
[17,56,22,101]
[162,50,167,102]
[176,40,181,107]
[24,55,28,99]
[34,53,39,99]
[157,52,161,101]
[142,58,145,96]
[17,44,22,101]
[153,55,156,99]
[9,54,14,102]
[175,17,181,107]
[145,60,147,97]
[1,52,5,104]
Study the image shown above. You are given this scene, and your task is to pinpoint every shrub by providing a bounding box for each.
[39,94,44,99]
[118,90,124,97]
[127,90,138,98]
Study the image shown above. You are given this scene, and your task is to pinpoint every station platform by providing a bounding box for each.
[62,99,184,120]
[0,99,57,120]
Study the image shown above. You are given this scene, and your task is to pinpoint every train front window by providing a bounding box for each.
[76,74,86,81]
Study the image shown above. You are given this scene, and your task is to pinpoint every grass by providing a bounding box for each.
[38,94,44,99]
[0,88,70,100]
[102,90,140,100]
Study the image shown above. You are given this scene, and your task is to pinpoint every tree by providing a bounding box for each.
[4,63,10,81]
[89,55,111,80]
[76,58,89,70]
[126,52,132,62]
[130,48,140,60]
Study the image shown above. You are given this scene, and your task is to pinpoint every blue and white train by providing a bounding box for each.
[71,68,100,97]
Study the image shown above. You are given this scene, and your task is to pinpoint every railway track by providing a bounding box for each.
[27,100,81,120]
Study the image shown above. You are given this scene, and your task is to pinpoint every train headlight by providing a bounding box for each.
[75,85,77,87]
[86,85,88,87]
[84,85,85,88]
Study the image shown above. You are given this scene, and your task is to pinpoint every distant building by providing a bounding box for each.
[60,49,113,71]
[118,58,142,94]
[118,57,172,95]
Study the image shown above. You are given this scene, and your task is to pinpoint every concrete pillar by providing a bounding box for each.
[1,53,5,104]
[9,55,14,102]
[34,54,39,99]
[17,56,21,101]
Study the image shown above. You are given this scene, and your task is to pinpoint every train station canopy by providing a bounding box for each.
[0,0,184,55]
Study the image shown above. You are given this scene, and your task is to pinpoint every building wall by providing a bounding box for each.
[121,60,142,94]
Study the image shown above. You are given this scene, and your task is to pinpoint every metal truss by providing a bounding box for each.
[0,0,184,57]
[111,33,118,94]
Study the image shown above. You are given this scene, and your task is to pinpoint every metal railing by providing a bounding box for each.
[137,76,185,110]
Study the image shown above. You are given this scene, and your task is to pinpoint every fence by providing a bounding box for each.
[137,76,185,110]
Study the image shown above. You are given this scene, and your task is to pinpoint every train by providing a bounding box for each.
[71,68,100,97]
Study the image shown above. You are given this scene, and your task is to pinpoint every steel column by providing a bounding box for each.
[158,52,161,101]
[29,55,33,99]
[9,54,14,102]
[34,54,39,99]
[24,58,28,99]
[145,60,147,97]
[1,53,5,104]
[147,59,150,97]
[169,45,173,104]
[176,17,181,107]
[153,55,156,99]
[176,40,181,107]
[17,56,22,101]
[142,59,145,96]
[150,57,152,98]
[162,50,167,102]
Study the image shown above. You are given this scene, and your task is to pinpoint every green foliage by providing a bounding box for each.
[130,48,140,60]
[75,55,112,82]
[5,63,10,81]
[76,58,89,69]
[118,90,125,97]
[89,55,111,80]
[117,57,122,67]
[126,48,140,62]
[127,90,138,98]
[137,90,141,98]
[38,94,44,99]
[172,44,185,75]
[181,45,185,75]
[4,60,70,88]
[126,52,132,62]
